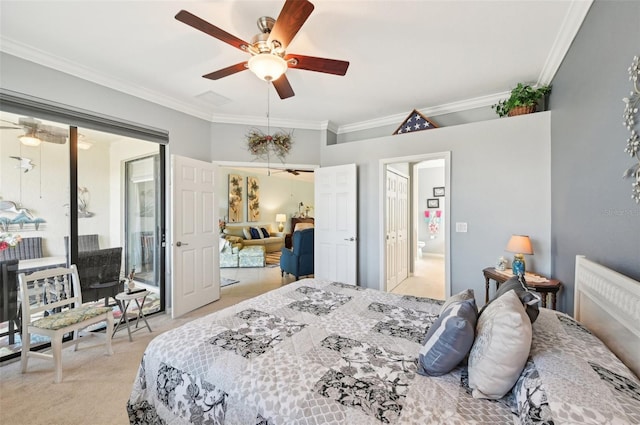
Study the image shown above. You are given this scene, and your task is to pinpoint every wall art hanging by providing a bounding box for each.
[623,55,639,203]
[228,174,244,223]
[0,200,46,231]
[393,109,439,135]
[247,176,260,222]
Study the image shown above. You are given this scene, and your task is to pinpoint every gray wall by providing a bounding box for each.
[321,112,552,308]
[210,122,322,165]
[550,0,640,313]
[0,53,212,161]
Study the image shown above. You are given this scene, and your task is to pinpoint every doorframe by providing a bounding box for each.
[378,152,451,297]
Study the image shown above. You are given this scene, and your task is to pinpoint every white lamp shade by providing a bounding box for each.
[248,54,287,81]
[19,135,41,146]
[505,234,534,255]
[276,214,286,223]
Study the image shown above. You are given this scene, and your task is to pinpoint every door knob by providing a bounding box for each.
[344,237,355,242]
[176,241,189,247]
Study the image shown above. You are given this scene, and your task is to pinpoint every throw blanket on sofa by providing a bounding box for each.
[127,279,640,424]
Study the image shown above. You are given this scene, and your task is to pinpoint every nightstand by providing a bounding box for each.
[482,267,562,310]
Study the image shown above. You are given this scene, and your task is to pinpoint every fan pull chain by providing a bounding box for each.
[266,81,271,176]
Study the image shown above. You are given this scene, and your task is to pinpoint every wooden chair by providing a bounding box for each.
[18,265,114,383]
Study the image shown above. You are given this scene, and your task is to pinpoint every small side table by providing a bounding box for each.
[482,267,562,310]
[113,290,152,341]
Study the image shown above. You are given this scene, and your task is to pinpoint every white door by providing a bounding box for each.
[385,170,409,291]
[396,173,409,282]
[386,171,397,290]
[314,163,358,284]
[171,155,219,318]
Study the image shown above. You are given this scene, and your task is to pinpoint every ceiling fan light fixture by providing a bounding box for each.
[248,53,287,81]
[19,134,41,147]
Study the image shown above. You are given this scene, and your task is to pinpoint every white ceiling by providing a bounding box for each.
[0,1,592,132]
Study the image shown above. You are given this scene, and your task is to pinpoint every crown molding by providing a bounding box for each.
[1,0,591,135]
[208,113,323,130]
[1,36,214,122]
[537,0,594,85]
[336,92,507,134]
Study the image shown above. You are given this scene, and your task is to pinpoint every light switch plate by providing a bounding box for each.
[456,222,468,232]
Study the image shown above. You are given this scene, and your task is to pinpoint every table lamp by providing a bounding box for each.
[276,213,286,232]
[505,234,533,276]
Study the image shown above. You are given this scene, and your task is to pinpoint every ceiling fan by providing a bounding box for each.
[270,168,313,176]
[175,0,350,99]
[0,117,68,146]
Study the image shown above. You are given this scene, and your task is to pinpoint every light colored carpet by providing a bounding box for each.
[0,295,256,424]
[0,267,293,425]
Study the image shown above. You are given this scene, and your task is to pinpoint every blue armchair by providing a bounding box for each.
[280,228,314,280]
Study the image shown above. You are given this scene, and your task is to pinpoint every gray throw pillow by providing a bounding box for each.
[440,288,476,315]
[481,276,540,323]
[418,298,478,376]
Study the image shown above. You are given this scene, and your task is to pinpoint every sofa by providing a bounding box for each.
[222,224,284,253]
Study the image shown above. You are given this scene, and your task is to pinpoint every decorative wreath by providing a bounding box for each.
[246,129,293,162]
[623,55,640,203]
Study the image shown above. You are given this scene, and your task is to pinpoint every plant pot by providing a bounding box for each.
[508,105,537,117]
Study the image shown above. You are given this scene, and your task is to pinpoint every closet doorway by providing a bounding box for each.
[380,152,450,300]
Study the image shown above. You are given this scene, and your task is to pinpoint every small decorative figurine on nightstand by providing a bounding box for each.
[496,256,508,271]
[126,267,136,293]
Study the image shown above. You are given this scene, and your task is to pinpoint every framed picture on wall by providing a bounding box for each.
[427,198,439,208]
[433,187,445,197]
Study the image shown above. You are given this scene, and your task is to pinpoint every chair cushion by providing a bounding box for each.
[31,306,112,330]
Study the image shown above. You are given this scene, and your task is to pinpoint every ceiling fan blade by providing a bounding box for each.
[0,126,21,130]
[272,75,295,99]
[203,62,248,80]
[267,0,314,50]
[175,10,249,52]
[285,54,349,76]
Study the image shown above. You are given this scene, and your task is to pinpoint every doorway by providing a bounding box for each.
[380,152,450,300]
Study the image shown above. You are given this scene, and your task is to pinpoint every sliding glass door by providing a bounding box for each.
[0,107,165,362]
[125,154,161,287]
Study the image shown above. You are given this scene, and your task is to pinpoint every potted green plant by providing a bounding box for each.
[492,83,551,117]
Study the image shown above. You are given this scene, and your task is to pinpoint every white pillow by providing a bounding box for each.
[242,227,252,239]
[468,289,532,399]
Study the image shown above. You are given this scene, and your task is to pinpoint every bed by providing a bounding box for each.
[127,256,640,424]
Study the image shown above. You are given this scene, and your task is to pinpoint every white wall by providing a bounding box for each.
[0,135,69,256]
[321,112,551,306]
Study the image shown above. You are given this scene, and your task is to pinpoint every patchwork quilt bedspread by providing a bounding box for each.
[127,279,640,424]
